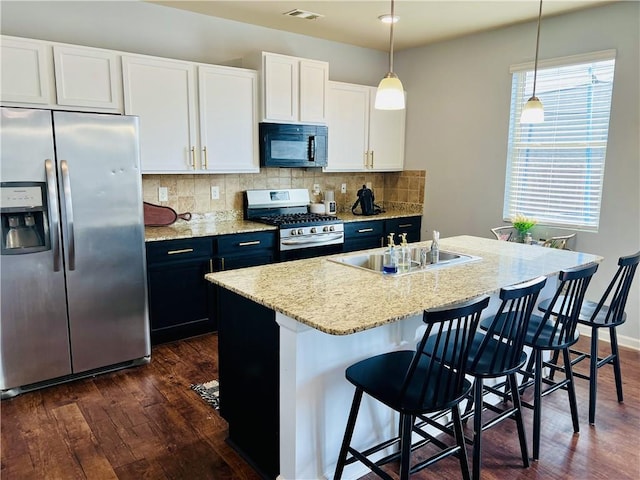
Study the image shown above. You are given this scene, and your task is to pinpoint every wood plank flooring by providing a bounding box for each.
[1,333,639,479]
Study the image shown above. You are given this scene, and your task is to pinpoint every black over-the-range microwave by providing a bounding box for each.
[259,122,328,168]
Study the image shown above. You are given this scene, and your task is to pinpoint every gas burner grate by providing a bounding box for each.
[256,213,338,227]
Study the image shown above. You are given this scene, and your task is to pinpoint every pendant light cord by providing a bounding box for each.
[388,0,395,73]
[532,0,543,97]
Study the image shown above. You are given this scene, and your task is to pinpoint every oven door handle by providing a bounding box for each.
[281,233,343,246]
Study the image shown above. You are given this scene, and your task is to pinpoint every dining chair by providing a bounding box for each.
[490,226,517,242]
[479,262,599,460]
[333,296,490,480]
[537,251,639,424]
[541,233,576,250]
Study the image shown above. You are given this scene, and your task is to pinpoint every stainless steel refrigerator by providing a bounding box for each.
[0,107,150,398]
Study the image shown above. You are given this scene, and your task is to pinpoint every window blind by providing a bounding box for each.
[504,53,615,231]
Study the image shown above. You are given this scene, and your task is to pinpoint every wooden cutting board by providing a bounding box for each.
[143,202,191,226]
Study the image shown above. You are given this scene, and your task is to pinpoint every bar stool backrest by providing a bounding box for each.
[532,263,599,348]
[590,251,640,325]
[405,296,489,409]
[470,276,547,373]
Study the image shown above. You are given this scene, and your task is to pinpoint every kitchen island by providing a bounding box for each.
[205,236,602,480]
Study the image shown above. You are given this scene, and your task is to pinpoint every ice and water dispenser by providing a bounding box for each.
[1,182,50,254]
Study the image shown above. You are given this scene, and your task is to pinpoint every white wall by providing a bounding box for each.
[2,1,638,347]
[397,1,639,347]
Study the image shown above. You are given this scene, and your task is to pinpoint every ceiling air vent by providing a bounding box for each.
[283,9,324,20]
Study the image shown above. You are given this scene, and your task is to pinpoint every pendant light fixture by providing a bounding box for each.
[520,0,544,124]
[375,0,405,110]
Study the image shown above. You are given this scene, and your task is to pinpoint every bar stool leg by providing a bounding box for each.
[399,413,413,480]
[610,327,624,403]
[472,378,484,480]
[589,328,600,425]
[452,404,472,480]
[334,389,363,480]
[563,347,580,433]
[509,372,530,467]
[533,349,543,461]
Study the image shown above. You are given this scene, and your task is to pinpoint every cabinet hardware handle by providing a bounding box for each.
[203,146,208,169]
[209,259,213,273]
[238,240,261,246]
[357,228,374,233]
[190,146,196,169]
[221,257,225,270]
[398,224,412,228]
[363,151,369,168]
[167,248,194,255]
[380,237,385,247]
[370,150,374,168]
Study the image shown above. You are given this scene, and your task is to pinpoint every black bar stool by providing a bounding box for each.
[416,276,546,480]
[537,251,639,424]
[463,276,547,480]
[479,263,599,460]
[333,296,490,480]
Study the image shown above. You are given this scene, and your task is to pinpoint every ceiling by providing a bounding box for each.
[149,0,615,51]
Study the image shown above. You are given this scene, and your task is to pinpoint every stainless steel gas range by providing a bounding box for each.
[244,189,344,261]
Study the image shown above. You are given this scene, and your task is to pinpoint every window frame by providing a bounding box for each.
[503,49,616,232]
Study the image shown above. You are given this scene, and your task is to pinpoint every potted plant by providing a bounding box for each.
[511,214,537,243]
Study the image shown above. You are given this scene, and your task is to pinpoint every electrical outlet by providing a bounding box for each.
[341,183,347,194]
[313,184,321,194]
[158,187,168,202]
[366,182,372,189]
[211,186,220,200]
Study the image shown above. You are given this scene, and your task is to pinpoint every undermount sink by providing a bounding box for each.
[328,248,481,275]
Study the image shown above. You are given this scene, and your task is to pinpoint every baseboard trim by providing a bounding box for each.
[577,325,640,351]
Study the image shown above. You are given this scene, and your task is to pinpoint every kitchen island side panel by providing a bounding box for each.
[217,287,279,479]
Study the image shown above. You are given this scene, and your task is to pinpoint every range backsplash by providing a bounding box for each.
[142,169,425,218]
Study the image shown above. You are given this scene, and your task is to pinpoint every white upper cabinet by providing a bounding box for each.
[326,81,405,172]
[298,59,328,123]
[1,36,122,112]
[253,52,328,124]
[326,82,370,172]
[368,89,406,171]
[53,45,122,110]
[1,36,54,105]
[198,65,259,173]
[122,55,198,173]
[122,54,259,174]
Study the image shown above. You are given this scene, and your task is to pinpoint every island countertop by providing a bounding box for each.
[205,235,602,335]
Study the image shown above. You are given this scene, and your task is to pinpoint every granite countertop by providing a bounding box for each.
[205,235,602,336]
[144,209,420,242]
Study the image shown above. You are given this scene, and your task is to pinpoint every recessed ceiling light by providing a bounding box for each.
[378,14,399,24]
[283,9,324,20]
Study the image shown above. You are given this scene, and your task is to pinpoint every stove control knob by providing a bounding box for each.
[291,229,297,235]
[297,229,304,235]
[329,226,335,232]
[310,227,317,234]
[323,226,329,232]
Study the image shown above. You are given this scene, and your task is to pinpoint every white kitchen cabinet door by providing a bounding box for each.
[53,45,122,111]
[198,65,259,173]
[325,81,370,172]
[263,53,298,123]
[1,36,54,105]
[122,55,198,173]
[368,87,406,171]
[260,52,328,124]
[299,59,328,124]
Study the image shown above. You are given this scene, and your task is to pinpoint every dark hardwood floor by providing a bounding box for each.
[1,333,639,479]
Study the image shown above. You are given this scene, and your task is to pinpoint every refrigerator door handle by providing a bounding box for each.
[44,159,62,272]
[60,160,76,271]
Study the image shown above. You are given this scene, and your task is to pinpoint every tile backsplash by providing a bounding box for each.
[142,169,425,216]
